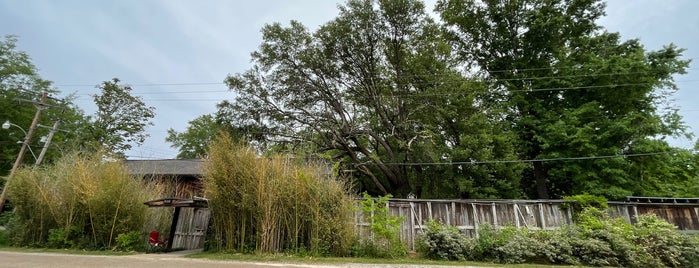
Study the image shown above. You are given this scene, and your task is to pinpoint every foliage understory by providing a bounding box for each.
[418,207,699,268]
[3,151,171,251]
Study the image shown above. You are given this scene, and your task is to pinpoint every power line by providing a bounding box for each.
[52,62,698,90]
[365,152,672,166]
[118,79,698,102]
[480,63,698,74]
[56,82,224,87]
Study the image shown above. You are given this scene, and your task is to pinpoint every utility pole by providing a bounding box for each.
[34,120,61,168]
[0,92,48,212]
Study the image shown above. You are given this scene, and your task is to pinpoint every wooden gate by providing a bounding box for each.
[172,207,210,249]
[144,198,210,250]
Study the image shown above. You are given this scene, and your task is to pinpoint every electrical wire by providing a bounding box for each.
[362,151,673,166]
[119,79,699,102]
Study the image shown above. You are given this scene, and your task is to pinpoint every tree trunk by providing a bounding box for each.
[533,161,549,199]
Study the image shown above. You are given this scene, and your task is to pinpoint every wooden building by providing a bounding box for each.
[125,159,204,198]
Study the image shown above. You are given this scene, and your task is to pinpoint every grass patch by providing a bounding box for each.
[186,251,592,267]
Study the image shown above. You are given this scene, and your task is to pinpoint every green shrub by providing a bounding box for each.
[0,210,12,226]
[471,224,522,261]
[494,229,544,264]
[632,214,699,268]
[536,227,580,265]
[682,234,699,266]
[417,220,468,261]
[564,194,608,221]
[417,206,699,267]
[355,193,407,258]
[115,231,144,251]
[47,228,74,248]
[564,194,608,209]
[0,229,9,247]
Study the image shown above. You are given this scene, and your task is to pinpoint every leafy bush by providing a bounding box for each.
[632,214,699,267]
[417,207,699,267]
[47,228,73,248]
[536,227,580,265]
[417,220,468,260]
[494,229,543,264]
[563,194,608,221]
[354,193,407,258]
[115,231,144,251]
[0,210,12,226]
[0,229,9,247]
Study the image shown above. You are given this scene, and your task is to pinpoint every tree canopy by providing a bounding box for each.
[1,36,157,174]
[166,114,223,159]
[162,0,699,199]
[83,78,156,157]
[210,0,697,199]
[0,36,87,175]
[221,0,525,198]
[437,0,691,199]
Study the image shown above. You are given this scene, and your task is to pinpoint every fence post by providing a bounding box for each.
[471,203,479,238]
[445,203,451,225]
[492,202,498,227]
[451,202,456,227]
[410,202,416,250]
[538,203,546,230]
[427,201,432,220]
[513,202,520,228]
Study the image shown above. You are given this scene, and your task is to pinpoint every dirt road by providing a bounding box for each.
[0,251,490,268]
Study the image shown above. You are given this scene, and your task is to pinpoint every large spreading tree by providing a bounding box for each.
[166,0,697,199]
[221,0,522,198]
[82,78,156,157]
[437,0,691,199]
[166,114,223,159]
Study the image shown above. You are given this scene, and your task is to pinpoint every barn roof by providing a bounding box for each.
[144,197,208,208]
[124,159,204,176]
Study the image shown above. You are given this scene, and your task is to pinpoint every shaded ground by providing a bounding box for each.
[0,250,495,268]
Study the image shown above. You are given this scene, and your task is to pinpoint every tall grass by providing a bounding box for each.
[204,133,355,255]
[6,151,168,249]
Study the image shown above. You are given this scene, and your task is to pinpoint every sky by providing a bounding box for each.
[0,0,697,160]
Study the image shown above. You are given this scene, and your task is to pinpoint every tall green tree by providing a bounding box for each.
[437,0,690,199]
[166,114,222,159]
[222,0,522,198]
[84,78,156,157]
[0,36,88,174]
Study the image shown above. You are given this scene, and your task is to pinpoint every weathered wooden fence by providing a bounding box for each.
[172,197,698,251]
[608,201,699,231]
[355,199,574,250]
[355,198,699,250]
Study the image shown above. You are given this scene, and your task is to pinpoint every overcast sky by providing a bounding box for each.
[1,0,697,159]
